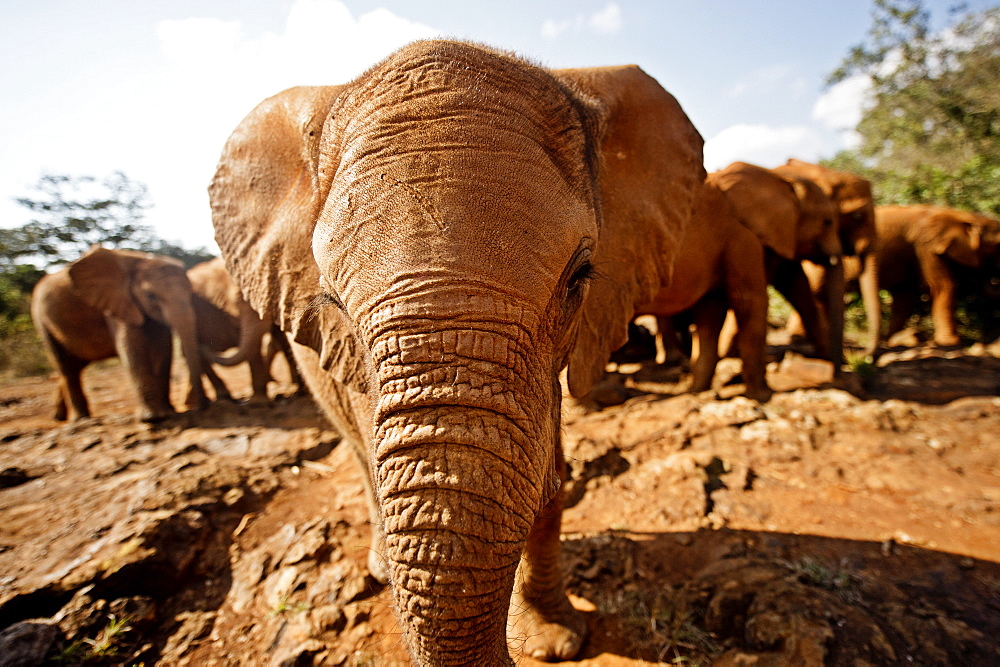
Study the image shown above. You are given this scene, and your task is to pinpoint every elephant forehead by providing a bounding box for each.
[313,143,597,315]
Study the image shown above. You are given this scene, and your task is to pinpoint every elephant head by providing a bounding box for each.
[710,161,842,263]
[210,40,704,664]
[68,246,207,416]
[775,159,880,356]
[916,206,1000,268]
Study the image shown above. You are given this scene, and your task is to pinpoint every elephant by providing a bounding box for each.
[188,256,291,402]
[872,204,1000,346]
[209,40,705,665]
[636,162,840,401]
[30,246,207,422]
[774,159,879,358]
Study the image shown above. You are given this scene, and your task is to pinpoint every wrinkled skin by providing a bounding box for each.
[872,205,1000,346]
[710,162,843,366]
[188,257,275,402]
[209,41,704,665]
[775,159,879,358]
[31,246,207,422]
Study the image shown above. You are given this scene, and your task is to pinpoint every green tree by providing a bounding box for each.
[825,0,1000,216]
[9,171,155,267]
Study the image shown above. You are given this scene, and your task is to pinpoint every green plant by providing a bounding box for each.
[845,350,876,378]
[83,614,132,658]
[600,588,721,664]
[269,595,311,617]
[790,557,861,604]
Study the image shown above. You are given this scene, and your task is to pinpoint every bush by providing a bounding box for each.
[0,314,50,377]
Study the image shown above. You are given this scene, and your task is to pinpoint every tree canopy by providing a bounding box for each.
[2,171,214,273]
[823,0,1000,216]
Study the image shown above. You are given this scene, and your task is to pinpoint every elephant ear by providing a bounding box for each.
[711,162,798,261]
[929,211,982,266]
[69,246,145,326]
[554,65,705,398]
[208,85,369,392]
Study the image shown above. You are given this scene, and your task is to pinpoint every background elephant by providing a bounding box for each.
[775,159,880,357]
[874,204,1000,346]
[209,40,704,665]
[187,257,304,402]
[636,161,839,401]
[712,162,843,362]
[31,246,207,422]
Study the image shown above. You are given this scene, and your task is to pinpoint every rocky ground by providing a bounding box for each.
[1,337,999,666]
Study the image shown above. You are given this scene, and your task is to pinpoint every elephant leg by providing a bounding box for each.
[202,362,234,401]
[886,289,917,341]
[689,296,727,393]
[113,321,176,422]
[655,315,684,365]
[509,442,584,661]
[286,339,385,581]
[773,261,829,360]
[247,352,270,402]
[928,278,961,346]
[729,278,771,401]
[39,329,90,420]
[858,252,883,356]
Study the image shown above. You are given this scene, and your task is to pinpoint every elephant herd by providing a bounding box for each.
[28,41,1000,664]
[31,249,301,423]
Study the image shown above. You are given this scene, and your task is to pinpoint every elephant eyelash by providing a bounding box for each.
[309,291,346,312]
[567,261,598,293]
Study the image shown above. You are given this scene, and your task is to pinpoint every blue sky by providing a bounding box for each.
[1,0,992,252]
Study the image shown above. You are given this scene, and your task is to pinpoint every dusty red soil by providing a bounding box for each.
[1,339,999,665]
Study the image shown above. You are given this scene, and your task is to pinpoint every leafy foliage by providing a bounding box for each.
[7,172,154,268]
[824,0,1000,217]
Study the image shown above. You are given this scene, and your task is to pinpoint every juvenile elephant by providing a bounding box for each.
[875,204,1000,346]
[31,246,207,422]
[638,162,839,400]
[188,257,274,401]
[714,162,843,351]
[775,159,879,357]
[209,40,705,665]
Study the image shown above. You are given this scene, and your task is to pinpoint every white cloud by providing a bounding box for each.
[703,124,825,171]
[542,3,622,39]
[589,3,622,34]
[1,1,442,253]
[141,0,439,249]
[811,74,870,131]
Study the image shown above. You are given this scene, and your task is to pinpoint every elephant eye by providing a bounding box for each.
[567,261,596,295]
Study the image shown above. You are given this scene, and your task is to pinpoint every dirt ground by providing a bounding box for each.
[1,334,999,666]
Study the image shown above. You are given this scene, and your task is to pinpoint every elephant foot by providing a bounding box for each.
[138,406,176,423]
[508,588,586,661]
[934,334,961,347]
[744,382,773,402]
[246,393,270,406]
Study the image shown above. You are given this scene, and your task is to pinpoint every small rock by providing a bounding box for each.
[0,621,61,667]
[780,352,835,384]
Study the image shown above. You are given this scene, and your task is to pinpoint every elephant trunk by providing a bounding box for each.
[370,323,552,665]
[163,300,208,411]
[857,251,882,356]
[207,308,270,367]
[824,259,846,369]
